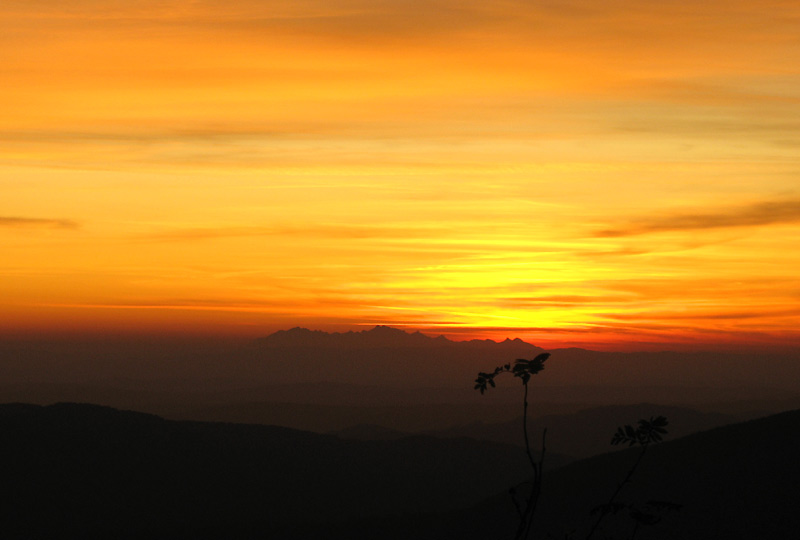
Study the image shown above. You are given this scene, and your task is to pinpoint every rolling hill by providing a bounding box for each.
[2,402,798,539]
[375,408,800,540]
[0,402,531,539]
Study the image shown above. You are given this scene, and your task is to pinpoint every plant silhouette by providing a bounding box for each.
[475,353,550,540]
[476,357,673,540]
[585,416,674,540]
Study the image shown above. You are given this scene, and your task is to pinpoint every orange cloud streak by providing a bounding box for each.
[1,1,799,349]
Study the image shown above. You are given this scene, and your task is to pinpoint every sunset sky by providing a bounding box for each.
[2,0,799,350]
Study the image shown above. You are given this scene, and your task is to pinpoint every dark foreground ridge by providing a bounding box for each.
[1,403,798,539]
[421,408,800,540]
[0,402,531,539]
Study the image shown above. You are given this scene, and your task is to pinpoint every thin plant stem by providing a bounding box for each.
[523,382,537,471]
[515,382,547,540]
[585,444,649,540]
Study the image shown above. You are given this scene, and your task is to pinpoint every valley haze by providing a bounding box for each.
[2,326,797,432]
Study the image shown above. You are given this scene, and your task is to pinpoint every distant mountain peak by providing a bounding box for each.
[256,326,544,352]
[258,325,449,349]
[366,325,407,335]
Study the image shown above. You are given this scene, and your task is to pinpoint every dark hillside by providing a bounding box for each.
[425,403,737,459]
[0,402,533,539]
[531,408,800,539]
[1,405,798,539]
[403,409,800,540]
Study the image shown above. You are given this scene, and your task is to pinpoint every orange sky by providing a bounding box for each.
[2,0,799,350]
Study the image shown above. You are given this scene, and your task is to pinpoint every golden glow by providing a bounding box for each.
[2,1,799,349]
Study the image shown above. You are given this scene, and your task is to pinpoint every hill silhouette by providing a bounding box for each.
[257,325,536,350]
[252,325,545,387]
[383,409,800,540]
[3,329,799,428]
[258,325,454,349]
[532,408,800,539]
[2,402,798,538]
[0,402,534,539]
[255,326,800,389]
[420,403,736,459]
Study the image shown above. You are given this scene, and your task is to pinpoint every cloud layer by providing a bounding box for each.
[596,199,800,237]
[0,217,79,229]
[1,1,799,348]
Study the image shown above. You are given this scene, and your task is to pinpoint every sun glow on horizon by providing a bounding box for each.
[2,1,800,351]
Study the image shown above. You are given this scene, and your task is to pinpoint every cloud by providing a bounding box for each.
[497,294,630,309]
[141,223,444,242]
[0,217,79,230]
[596,199,800,237]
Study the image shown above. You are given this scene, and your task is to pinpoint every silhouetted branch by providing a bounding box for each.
[476,353,550,540]
[510,486,525,520]
[585,417,669,540]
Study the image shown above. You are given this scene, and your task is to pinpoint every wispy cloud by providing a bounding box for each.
[0,217,79,229]
[141,224,444,242]
[596,199,800,237]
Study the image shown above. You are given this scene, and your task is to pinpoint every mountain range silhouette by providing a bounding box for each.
[1,402,798,539]
[258,325,534,350]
